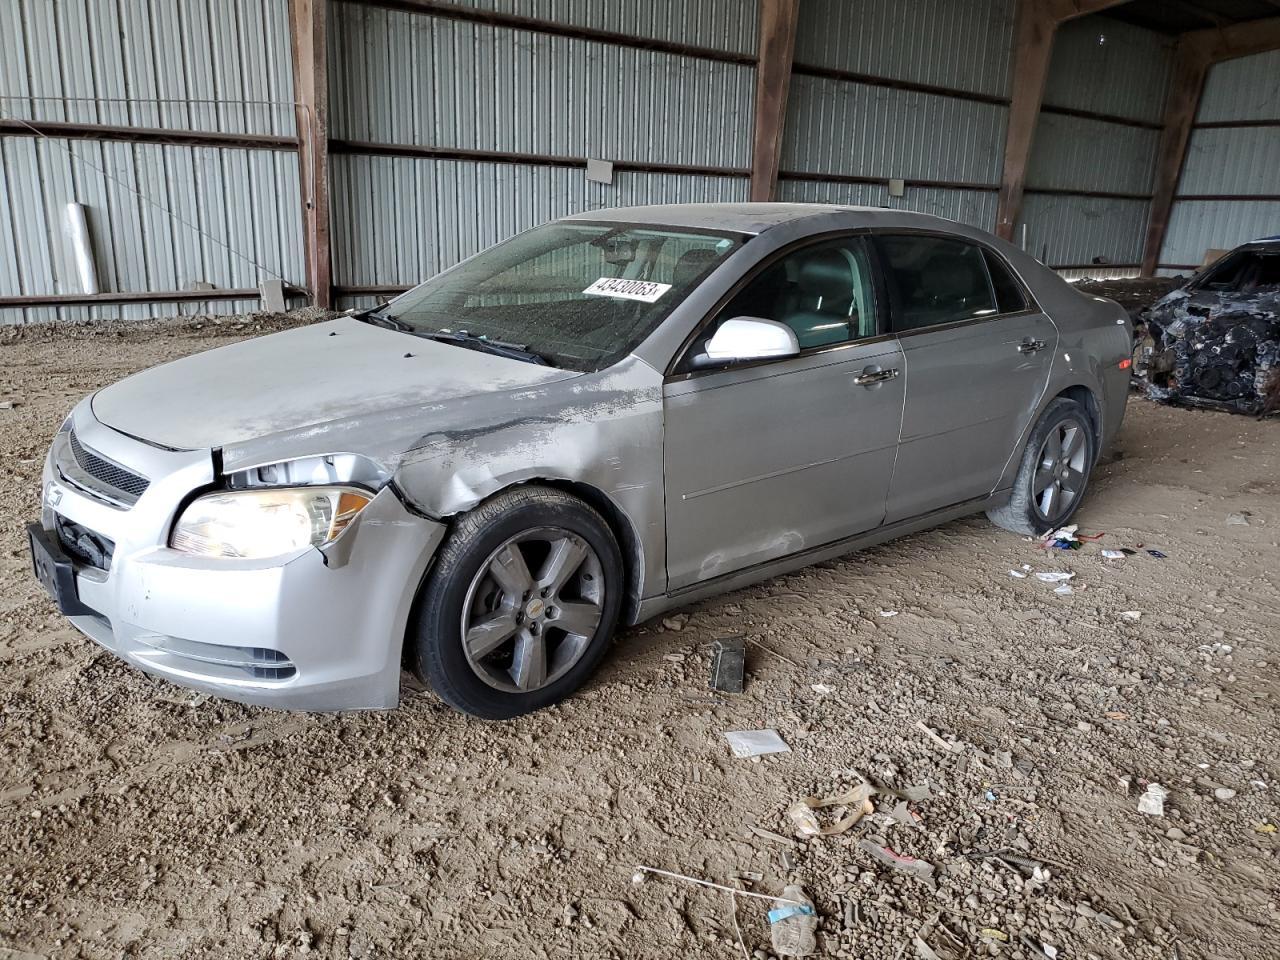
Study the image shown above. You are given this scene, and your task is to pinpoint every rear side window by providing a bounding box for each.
[875,235,997,332]
[1198,250,1280,294]
[984,249,1029,313]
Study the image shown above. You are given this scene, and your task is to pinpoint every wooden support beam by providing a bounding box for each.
[749,0,799,202]
[289,0,332,310]
[1139,43,1210,277]
[995,2,1056,241]
[1140,17,1280,276]
[995,0,1128,242]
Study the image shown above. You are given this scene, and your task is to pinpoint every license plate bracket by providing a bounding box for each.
[27,522,97,617]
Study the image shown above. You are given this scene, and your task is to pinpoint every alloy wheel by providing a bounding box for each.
[1032,418,1089,521]
[460,527,604,693]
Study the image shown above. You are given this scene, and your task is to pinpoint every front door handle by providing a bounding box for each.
[1018,338,1046,354]
[853,367,900,386]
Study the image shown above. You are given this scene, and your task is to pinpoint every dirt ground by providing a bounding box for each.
[0,311,1277,960]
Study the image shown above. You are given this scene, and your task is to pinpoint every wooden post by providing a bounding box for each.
[1139,43,1210,277]
[289,0,332,309]
[750,0,800,202]
[1140,17,1280,276]
[996,0,1130,242]
[995,0,1056,242]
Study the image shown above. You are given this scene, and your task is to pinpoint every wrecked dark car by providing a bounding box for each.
[1137,238,1280,416]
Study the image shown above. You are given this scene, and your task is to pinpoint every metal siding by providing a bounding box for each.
[1043,17,1173,124]
[781,75,1007,184]
[329,4,755,168]
[0,0,296,136]
[1197,49,1280,123]
[793,0,1015,99]
[329,154,748,286]
[1016,194,1149,267]
[436,0,760,55]
[1160,200,1280,267]
[1178,126,1280,196]
[776,178,998,231]
[0,137,304,316]
[1025,113,1158,194]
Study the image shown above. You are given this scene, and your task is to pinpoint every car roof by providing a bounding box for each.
[559,202,963,235]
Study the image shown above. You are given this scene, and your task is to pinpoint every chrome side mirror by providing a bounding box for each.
[702,317,800,365]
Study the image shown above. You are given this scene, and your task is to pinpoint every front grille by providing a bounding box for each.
[54,514,115,571]
[68,430,150,501]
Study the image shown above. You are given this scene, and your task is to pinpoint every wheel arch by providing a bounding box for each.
[1053,383,1102,460]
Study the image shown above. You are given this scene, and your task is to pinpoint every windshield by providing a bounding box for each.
[373,221,745,370]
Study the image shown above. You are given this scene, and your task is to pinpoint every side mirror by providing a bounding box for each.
[702,317,800,365]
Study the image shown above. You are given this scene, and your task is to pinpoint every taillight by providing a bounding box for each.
[1119,358,1132,370]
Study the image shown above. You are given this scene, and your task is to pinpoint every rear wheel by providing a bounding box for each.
[412,485,623,719]
[987,397,1096,536]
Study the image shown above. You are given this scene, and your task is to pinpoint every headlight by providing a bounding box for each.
[170,486,372,559]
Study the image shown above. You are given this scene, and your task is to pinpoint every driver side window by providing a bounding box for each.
[712,236,878,350]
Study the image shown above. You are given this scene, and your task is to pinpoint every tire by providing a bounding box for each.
[987,397,1097,536]
[411,485,624,719]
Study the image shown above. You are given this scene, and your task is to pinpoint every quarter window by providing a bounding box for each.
[876,235,998,332]
[984,249,1029,313]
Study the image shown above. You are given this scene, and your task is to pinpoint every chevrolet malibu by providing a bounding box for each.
[29,204,1132,718]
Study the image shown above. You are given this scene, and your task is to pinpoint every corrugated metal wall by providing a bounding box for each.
[431,0,758,55]
[0,0,302,323]
[779,0,1014,232]
[328,0,756,307]
[1160,49,1280,271]
[1017,16,1172,270]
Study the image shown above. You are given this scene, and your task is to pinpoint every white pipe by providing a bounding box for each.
[63,202,99,295]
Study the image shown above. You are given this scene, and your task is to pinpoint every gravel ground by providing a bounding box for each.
[0,312,1277,960]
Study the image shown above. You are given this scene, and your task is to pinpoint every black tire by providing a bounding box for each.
[987,397,1097,536]
[412,485,624,719]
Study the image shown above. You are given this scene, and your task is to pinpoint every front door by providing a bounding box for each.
[662,235,906,591]
[872,233,1058,523]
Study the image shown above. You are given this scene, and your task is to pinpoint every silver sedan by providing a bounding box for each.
[29,204,1133,717]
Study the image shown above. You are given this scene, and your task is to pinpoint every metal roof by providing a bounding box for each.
[1104,0,1280,35]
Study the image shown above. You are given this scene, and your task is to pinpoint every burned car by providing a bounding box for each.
[29,204,1131,718]
[1137,237,1280,416]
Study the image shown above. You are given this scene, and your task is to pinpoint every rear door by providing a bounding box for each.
[663,235,905,590]
[872,233,1057,524]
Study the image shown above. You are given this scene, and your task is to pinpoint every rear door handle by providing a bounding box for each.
[853,367,899,386]
[1018,338,1046,354]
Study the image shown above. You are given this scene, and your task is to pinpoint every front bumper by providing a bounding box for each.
[36,401,447,711]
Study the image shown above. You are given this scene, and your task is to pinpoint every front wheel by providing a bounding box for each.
[411,485,624,719]
[987,397,1096,536]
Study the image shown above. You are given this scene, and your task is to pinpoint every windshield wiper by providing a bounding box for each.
[424,330,550,366]
[358,309,413,333]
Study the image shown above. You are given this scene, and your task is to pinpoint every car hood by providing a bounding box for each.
[91,317,577,450]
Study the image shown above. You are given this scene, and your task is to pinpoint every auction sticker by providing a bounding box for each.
[582,277,671,302]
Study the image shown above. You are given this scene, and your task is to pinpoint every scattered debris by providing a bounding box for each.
[1054,583,1073,595]
[809,683,832,696]
[631,865,805,906]
[1035,571,1075,583]
[1146,549,1167,559]
[1255,823,1277,834]
[1101,549,1127,560]
[886,800,923,830]
[788,783,875,837]
[878,610,899,618]
[980,927,1010,942]
[914,721,961,754]
[857,839,937,890]
[1009,568,1028,578]
[747,825,795,847]
[1214,787,1237,801]
[768,884,818,957]
[1225,512,1251,526]
[1138,783,1169,816]
[724,729,790,759]
[709,637,746,694]
[1120,610,1142,620]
